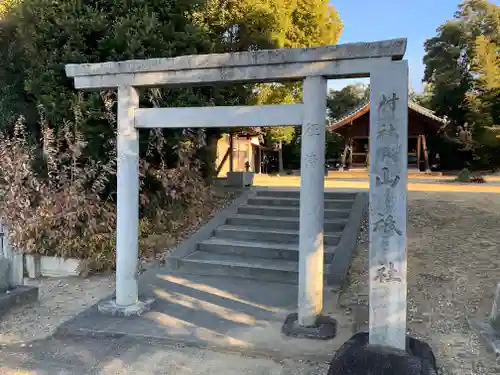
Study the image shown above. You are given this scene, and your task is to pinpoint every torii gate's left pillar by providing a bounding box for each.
[98,86,155,315]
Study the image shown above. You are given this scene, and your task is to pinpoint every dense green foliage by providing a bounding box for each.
[0,0,343,263]
[0,0,343,173]
[422,0,500,169]
[327,83,369,121]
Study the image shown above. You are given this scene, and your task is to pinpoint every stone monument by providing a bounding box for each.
[328,62,439,374]
[0,224,39,316]
[468,282,500,356]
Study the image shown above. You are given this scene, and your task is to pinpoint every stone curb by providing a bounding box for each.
[54,325,338,363]
[0,286,39,317]
[326,191,368,289]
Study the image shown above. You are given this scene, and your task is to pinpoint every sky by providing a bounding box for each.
[328,0,463,93]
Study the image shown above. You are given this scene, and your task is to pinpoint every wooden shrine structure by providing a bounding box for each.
[328,100,448,171]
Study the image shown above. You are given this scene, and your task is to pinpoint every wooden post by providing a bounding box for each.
[421,135,431,173]
[215,148,231,177]
[229,134,234,172]
[349,141,353,168]
[416,135,422,172]
[340,143,349,171]
[369,60,408,350]
[278,140,284,173]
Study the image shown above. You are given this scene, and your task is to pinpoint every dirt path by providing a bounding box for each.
[340,191,500,375]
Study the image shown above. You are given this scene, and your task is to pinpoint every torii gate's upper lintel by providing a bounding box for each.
[64,37,410,350]
[65,38,407,90]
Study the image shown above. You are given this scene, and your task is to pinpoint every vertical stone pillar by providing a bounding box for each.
[116,85,140,307]
[2,225,23,286]
[229,134,234,172]
[98,86,154,316]
[490,282,500,332]
[298,76,327,327]
[368,60,409,350]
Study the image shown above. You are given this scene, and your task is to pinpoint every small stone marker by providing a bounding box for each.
[0,257,10,292]
[468,282,500,356]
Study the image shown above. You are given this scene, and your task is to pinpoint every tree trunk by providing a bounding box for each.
[278,140,284,173]
[202,128,221,183]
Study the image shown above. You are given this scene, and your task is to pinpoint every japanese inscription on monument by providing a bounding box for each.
[368,60,408,350]
[376,167,400,187]
[303,122,321,137]
[374,262,402,283]
[373,213,402,236]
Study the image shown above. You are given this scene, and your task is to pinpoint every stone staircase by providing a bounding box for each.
[169,189,366,285]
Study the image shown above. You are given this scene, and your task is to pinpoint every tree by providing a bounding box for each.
[194,0,343,175]
[423,0,500,122]
[466,35,500,167]
[327,83,369,122]
[0,0,16,18]
[423,19,471,125]
[422,0,500,168]
[0,0,218,166]
[409,83,434,108]
[0,0,343,180]
[252,83,299,172]
[195,0,343,51]
[467,35,500,128]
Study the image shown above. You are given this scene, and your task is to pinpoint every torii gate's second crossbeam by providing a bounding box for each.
[65,38,409,346]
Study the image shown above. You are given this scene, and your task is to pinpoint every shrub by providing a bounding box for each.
[453,168,487,184]
[0,97,213,273]
[0,105,117,271]
[470,175,486,183]
[455,168,472,183]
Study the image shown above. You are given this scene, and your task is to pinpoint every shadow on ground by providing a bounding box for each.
[51,268,353,363]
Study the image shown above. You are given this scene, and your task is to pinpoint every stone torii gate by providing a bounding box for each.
[65,38,409,349]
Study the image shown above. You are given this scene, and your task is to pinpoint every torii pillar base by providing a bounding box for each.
[468,283,500,357]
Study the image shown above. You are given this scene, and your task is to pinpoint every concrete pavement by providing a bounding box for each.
[0,336,328,375]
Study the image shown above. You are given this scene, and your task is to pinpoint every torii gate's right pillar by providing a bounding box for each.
[368,60,409,350]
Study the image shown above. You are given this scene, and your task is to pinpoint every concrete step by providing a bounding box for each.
[226,214,348,232]
[198,237,337,262]
[214,225,341,246]
[178,251,327,284]
[237,205,351,219]
[247,196,354,210]
[256,190,356,200]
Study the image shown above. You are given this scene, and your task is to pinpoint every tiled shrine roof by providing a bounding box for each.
[328,100,448,132]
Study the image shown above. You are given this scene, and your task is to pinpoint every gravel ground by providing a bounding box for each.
[340,191,500,375]
[0,275,116,345]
